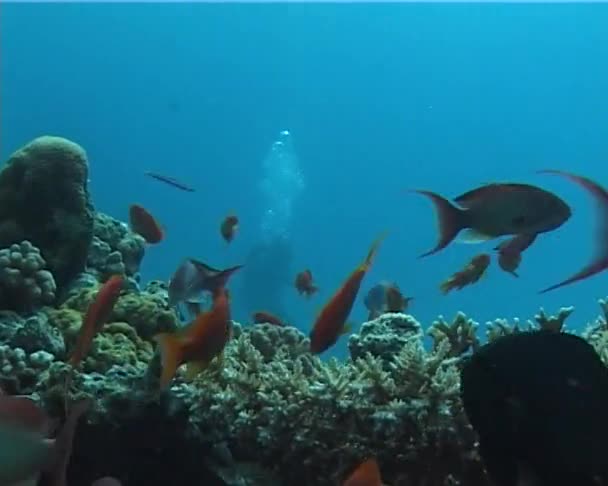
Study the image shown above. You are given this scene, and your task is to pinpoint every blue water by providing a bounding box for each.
[1,3,607,359]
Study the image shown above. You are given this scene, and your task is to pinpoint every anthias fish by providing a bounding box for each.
[342,457,382,486]
[129,204,164,244]
[220,214,239,243]
[412,182,571,257]
[295,269,318,297]
[310,234,386,354]
[154,287,232,389]
[494,233,537,277]
[538,169,608,293]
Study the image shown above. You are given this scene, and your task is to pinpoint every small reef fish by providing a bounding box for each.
[69,275,123,368]
[295,269,318,297]
[440,253,491,294]
[144,171,195,192]
[252,311,286,327]
[412,183,571,257]
[0,395,91,486]
[494,233,537,277]
[364,281,412,320]
[220,214,239,243]
[310,234,386,354]
[154,287,232,389]
[168,258,243,307]
[342,458,382,486]
[129,204,164,244]
[538,169,608,293]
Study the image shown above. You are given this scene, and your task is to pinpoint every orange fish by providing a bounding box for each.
[494,233,537,277]
[129,204,164,244]
[538,170,608,293]
[252,311,286,327]
[220,214,239,243]
[440,253,490,294]
[295,269,318,297]
[310,234,385,354]
[153,287,232,389]
[69,275,123,368]
[342,458,382,486]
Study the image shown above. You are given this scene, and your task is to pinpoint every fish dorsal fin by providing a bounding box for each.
[457,228,495,244]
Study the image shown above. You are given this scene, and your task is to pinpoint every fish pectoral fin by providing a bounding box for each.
[184,360,210,381]
[457,228,495,244]
[153,333,185,389]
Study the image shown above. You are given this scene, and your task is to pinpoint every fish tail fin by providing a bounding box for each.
[218,264,244,287]
[362,231,389,271]
[153,333,185,389]
[412,190,467,257]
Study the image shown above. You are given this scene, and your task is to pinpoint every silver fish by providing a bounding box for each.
[168,258,243,307]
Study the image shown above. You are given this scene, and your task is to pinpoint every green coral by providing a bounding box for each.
[59,284,178,340]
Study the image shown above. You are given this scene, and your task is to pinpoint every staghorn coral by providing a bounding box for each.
[16,302,608,486]
[428,312,480,357]
[485,305,575,342]
[0,136,94,288]
[0,240,57,311]
[178,321,478,486]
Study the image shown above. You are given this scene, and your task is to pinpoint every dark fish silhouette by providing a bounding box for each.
[144,171,195,192]
[538,169,608,293]
[461,331,608,486]
[412,183,571,257]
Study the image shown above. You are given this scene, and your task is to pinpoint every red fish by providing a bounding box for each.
[68,275,123,368]
[129,204,164,244]
[252,311,286,327]
[364,281,412,320]
[411,183,570,257]
[295,269,318,297]
[494,233,537,277]
[342,458,382,486]
[220,214,239,243]
[440,253,490,294]
[154,287,232,389]
[538,170,608,293]
[310,234,385,354]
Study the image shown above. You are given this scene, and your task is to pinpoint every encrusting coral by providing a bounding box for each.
[0,240,57,311]
[0,136,94,288]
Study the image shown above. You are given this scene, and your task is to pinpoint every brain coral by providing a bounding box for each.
[0,136,94,288]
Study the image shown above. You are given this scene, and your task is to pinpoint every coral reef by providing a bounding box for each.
[87,212,146,280]
[0,137,606,485]
[0,136,94,288]
[0,240,57,311]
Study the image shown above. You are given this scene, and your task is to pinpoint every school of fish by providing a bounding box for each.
[3,167,608,485]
